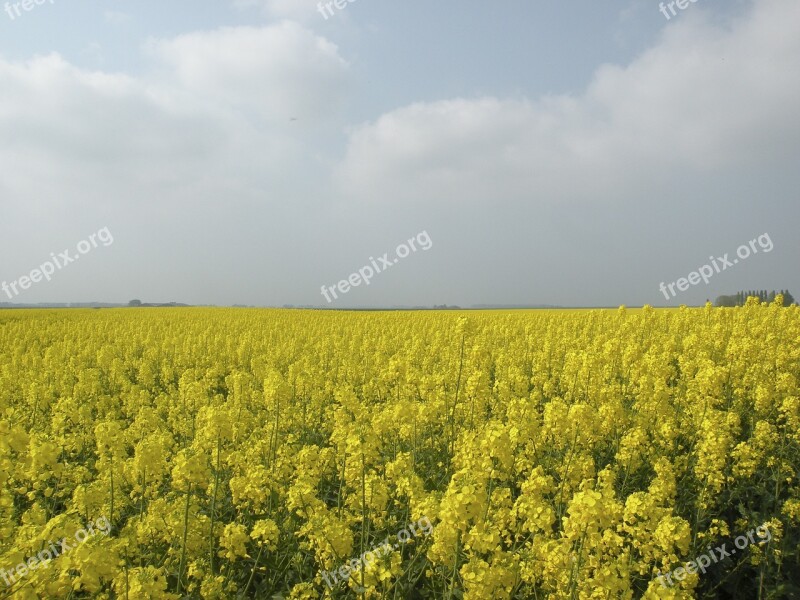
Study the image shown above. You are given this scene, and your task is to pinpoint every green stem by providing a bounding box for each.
[242,545,265,597]
[177,484,192,594]
[210,437,221,574]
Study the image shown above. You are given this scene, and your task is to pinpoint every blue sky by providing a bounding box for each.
[1,0,797,307]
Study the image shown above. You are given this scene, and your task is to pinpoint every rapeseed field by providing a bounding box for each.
[0,301,798,598]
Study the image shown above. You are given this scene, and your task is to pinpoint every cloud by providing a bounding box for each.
[0,22,349,206]
[0,21,354,303]
[0,21,350,258]
[335,0,800,207]
[146,23,349,122]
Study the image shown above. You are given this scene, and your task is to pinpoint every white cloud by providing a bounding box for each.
[146,23,349,122]
[0,22,349,194]
[0,22,350,233]
[0,22,353,303]
[335,0,800,207]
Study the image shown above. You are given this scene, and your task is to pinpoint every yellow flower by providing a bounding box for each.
[251,519,280,550]
[218,523,250,561]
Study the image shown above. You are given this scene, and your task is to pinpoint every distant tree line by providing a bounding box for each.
[715,290,795,307]
[128,299,190,308]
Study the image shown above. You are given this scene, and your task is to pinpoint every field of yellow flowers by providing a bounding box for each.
[0,301,798,599]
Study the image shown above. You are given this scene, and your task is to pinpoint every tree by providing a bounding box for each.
[732,290,794,306]
[128,299,142,307]
[715,295,737,307]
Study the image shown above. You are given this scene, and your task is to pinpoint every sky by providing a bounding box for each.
[0,0,798,308]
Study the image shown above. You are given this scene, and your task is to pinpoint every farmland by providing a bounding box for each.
[0,303,798,598]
